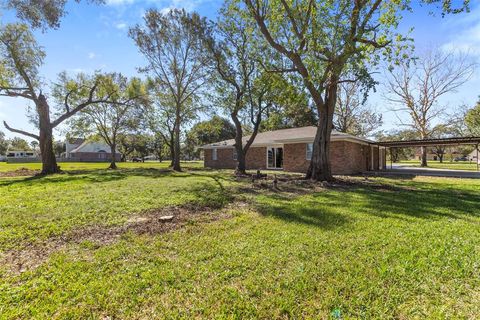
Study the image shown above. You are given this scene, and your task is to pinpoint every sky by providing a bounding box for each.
[1,0,480,141]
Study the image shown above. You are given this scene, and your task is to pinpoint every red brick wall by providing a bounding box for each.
[284,141,371,174]
[70,152,121,162]
[204,147,268,170]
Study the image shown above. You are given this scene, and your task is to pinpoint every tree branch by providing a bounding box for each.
[3,121,39,140]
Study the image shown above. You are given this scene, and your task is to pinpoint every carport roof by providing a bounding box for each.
[378,136,480,147]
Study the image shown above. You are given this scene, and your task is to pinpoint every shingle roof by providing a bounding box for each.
[70,140,119,153]
[201,126,374,149]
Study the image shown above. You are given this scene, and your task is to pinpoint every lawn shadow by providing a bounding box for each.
[0,167,233,187]
[254,192,352,230]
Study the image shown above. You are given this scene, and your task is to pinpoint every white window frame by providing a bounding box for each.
[212,148,218,161]
[306,143,313,161]
[266,146,284,169]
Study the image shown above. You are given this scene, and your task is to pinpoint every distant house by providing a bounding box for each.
[65,138,85,159]
[5,150,39,163]
[468,149,480,163]
[67,139,121,162]
[6,150,37,159]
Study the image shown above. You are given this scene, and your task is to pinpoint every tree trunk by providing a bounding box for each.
[439,152,444,163]
[37,95,60,175]
[420,146,428,167]
[172,114,181,171]
[231,112,246,175]
[306,82,336,182]
[109,143,117,169]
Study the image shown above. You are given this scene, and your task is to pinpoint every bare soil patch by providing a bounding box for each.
[0,168,40,177]
[1,203,240,274]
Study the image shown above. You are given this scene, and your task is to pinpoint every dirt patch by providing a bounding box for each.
[0,168,40,177]
[0,203,239,274]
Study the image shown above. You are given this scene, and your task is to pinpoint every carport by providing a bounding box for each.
[378,136,480,172]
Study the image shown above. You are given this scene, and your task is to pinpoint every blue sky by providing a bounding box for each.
[1,0,480,141]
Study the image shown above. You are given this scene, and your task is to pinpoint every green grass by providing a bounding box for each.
[0,163,479,318]
[397,160,479,171]
[0,160,203,172]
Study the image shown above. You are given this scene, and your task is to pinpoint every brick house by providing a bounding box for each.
[68,140,121,162]
[202,126,386,174]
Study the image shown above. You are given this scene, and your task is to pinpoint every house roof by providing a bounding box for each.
[70,140,119,154]
[201,126,375,149]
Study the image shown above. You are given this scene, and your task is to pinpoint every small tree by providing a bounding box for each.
[8,137,31,150]
[0,131,8,155]
[185,116,236,159]
[385,49,475,167]
[465,100,480,136]
[1,24,125,174]
[68,75,146,169]
[130,9,212,171]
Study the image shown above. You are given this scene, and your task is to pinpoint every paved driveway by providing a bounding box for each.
[379,164,480,179]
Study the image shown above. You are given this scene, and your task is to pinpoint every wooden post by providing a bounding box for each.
[390,147,393,169]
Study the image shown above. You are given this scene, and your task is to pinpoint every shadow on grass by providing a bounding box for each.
[253,179,480,229]
[0,167,231,187]
[255,192,352,230]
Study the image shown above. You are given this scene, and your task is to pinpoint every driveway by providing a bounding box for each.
[378,164,480,179]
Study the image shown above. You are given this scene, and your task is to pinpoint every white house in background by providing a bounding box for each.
[65,138,85,159]
[468,149,480,163]
[65,139,121,162]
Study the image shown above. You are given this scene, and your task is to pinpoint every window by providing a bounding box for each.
[306,143,313,160]
[233,149,238,160]
[212,148,217,161]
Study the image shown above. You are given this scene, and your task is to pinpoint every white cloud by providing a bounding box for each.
[441,6,480,57]
[105,0,137,5]
[88,52,96,59]
[105,0,205,12]
[115,22,127,30]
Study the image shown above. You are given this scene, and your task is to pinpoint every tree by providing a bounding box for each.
[385,49,474,167]
[241,0,411,181]
[260,74,316,131]
[129,9,212,171]
[375,129,418,163]
[118,133,137,162]
[334,81,382,138]
[8,136,31,150]
[0,24,125,174]
[465,100,480,136]
[53,140,65,157]
[185,116,236,159]
[0,131,8,155]
[206,3,278,174]
[69,75,146,169]
[2,0,104,30]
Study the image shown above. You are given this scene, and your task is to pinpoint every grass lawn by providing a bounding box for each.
[0,163,479,318]
[397,160,479,171]
[0,160,204,173]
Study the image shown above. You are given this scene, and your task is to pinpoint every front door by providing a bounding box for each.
[267,147,283,169]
